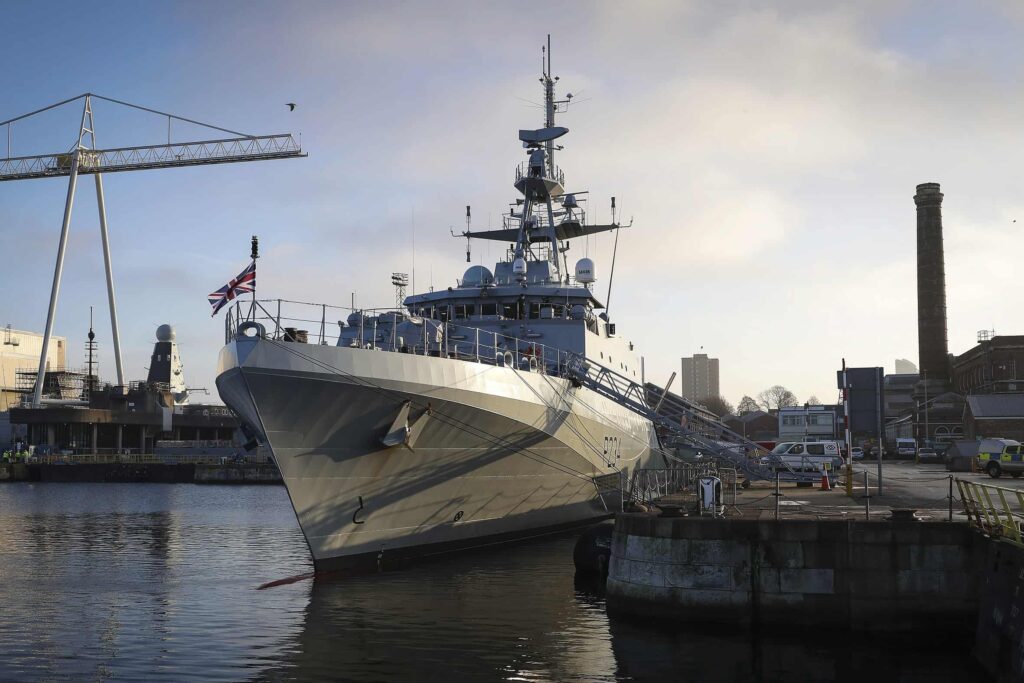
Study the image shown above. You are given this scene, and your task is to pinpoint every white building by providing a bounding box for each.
[1,326,67,444]
[778,405,842,442]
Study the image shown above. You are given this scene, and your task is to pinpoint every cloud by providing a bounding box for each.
[4,1,1024,405]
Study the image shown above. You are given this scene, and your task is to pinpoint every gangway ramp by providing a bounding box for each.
[565,357,822,484]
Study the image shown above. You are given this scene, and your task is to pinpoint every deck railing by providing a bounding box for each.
[226,298,585,380]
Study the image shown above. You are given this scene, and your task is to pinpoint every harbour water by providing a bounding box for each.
[0,484,985,681]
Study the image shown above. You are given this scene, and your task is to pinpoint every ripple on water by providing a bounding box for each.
[0,483,991,682]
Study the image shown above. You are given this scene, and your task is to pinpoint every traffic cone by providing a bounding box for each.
[820,466,832,491]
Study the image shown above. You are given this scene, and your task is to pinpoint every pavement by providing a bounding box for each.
[659,460,1001,522]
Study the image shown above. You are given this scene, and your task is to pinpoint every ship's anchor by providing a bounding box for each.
[353,496,366,525]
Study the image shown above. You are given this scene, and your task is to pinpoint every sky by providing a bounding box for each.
[1,0,1022,407]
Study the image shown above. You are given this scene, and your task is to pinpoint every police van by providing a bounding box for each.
[977,438,1023,478]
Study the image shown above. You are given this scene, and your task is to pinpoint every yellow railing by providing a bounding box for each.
[957,479,1024,546]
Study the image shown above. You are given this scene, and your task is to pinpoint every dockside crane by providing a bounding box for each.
[0,93,306,407]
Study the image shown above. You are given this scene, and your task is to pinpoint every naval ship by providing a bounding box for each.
[216,44,668,571]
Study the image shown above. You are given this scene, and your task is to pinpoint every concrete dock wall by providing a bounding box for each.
[193,464,281,484]
[0,462,281,484]
[975,540,1024,682]
[607,514,981,633]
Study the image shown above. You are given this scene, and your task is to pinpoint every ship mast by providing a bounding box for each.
[543,35,556,178]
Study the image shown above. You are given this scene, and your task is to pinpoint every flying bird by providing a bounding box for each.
[286,103,296,111]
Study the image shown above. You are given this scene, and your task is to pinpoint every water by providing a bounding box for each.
[0,483,986,682]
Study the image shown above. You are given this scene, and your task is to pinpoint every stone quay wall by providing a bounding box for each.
[606,514,981,633]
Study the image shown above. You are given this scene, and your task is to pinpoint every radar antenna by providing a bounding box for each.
[391,273,409,310]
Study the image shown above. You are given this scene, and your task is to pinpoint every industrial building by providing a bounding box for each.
[0,325,67,445]
[777,404,842,443]
[723,410,778,441]
[952,334,1024,396]
[8,325,242,456]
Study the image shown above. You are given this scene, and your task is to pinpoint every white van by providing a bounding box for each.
[896,438,917,459]
[761,442,843,472]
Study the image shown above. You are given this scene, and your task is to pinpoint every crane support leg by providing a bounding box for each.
[95,172,124,388]
[32,151,81,406]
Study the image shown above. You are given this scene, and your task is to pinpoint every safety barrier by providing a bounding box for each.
[627,464,718,505]
[957,479,1024,547]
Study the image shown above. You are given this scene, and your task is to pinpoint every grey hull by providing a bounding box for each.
[217,337,659,567]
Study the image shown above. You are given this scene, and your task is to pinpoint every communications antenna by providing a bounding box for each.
[85,306,97,396]
[0,93,305,406]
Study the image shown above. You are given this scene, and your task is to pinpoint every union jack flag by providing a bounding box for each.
[208,261,256,316]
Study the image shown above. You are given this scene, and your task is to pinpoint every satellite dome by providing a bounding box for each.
[575,258,596,284]
[156,324,176,342]
[513,257,528,280]
[462,265,494,287]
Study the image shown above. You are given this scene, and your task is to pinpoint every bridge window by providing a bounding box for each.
[481,303,497,316]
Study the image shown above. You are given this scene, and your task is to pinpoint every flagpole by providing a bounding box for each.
[249,235,259,321]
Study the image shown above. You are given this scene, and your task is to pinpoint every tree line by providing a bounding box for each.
[697,386,822,418]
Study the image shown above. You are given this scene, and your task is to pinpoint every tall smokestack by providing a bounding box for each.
[913,182,950,384]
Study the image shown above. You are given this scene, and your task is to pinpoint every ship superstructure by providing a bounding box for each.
[216,40,669,571]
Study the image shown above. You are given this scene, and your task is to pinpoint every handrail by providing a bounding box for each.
[957,478,1024,546]
[227,298,582,379]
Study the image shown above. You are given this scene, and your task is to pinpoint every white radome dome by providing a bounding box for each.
[575,258,596,284]
[462,265,494,287]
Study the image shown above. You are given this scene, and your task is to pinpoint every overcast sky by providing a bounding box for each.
[1,1,1022,407]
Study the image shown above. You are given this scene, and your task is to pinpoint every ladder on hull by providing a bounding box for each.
[565,356,824,484]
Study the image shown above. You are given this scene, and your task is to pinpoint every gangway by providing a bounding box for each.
[565,356,824,484]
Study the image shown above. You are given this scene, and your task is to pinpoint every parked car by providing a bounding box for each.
[916,447,940,463]
[851,447,864,461]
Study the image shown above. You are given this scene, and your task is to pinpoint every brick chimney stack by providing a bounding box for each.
[913,182,950,385]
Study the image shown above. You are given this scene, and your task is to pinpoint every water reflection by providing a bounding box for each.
[0,484,989,682]
[267,539,620,682]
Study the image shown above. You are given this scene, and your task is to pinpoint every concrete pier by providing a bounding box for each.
[607,515,980,632]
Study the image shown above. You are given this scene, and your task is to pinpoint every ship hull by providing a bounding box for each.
[216,336,659,571]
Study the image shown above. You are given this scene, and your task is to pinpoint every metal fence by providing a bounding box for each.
[627,463,718,506]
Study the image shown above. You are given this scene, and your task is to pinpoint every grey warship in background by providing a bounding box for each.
[216,46,675,571]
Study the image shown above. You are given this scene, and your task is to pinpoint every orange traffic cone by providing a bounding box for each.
[820,466,832,491]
